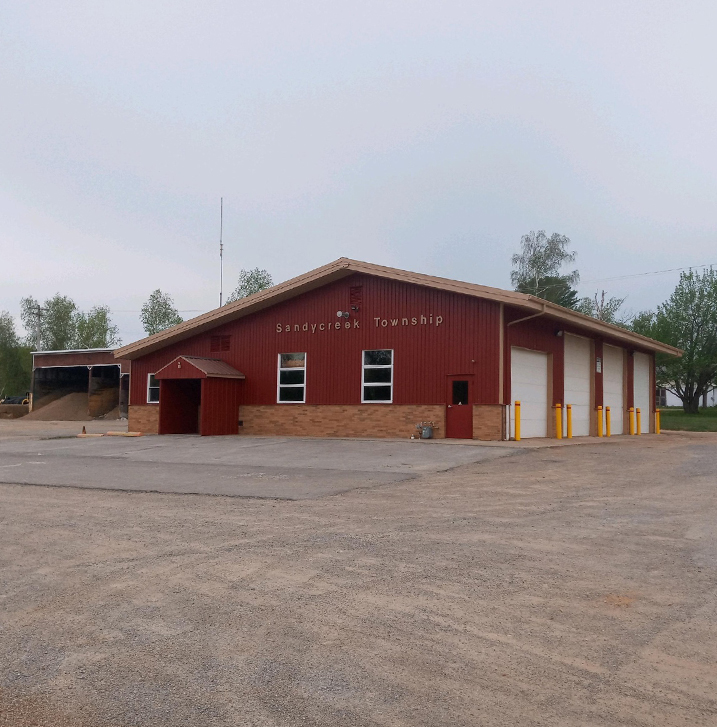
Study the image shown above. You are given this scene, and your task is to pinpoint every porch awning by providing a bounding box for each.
[154,356,246,380]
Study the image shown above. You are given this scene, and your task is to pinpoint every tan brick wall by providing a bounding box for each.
[239,405,446,439]
[473,404,504,441]
[132,402,508,440]
[129,405,159,434]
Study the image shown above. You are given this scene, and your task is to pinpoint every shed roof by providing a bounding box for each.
[154,356,246,380]
[115,258,681,359]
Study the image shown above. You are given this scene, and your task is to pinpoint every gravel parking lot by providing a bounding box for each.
[1,430,716,726]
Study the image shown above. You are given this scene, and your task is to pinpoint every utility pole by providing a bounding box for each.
[34,305,46,351]
[219,197,224,307]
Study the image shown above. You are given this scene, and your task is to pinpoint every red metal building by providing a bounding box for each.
[115,259,680,439]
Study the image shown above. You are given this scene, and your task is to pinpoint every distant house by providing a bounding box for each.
[657,386,717,408]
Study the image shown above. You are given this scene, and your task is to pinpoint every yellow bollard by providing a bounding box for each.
[514,400,521,441]
[555,403,562,439]
[629,407,635,435]
[636,408,641,435]
[656,408,661,434]
[597,406,603,437]
[566,404,572,439]
[605,406,611,437]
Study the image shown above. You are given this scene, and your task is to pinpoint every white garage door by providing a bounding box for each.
[564,334,591,436]
[603,345,624,435]
[634,352,651,433]
[511,348,549,438]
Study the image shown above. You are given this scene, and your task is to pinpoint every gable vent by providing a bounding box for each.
[350,285,363,306]
[210,335,231,352]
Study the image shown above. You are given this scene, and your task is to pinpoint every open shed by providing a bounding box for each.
[31,349,130,420]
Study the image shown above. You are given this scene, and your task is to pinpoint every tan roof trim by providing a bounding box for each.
[115,257,681,359]
[116,259,358,359]
[527,299,680,356]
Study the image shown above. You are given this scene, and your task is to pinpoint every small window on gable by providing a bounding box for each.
[210,335,231,352]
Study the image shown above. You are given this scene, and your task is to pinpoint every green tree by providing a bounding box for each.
[20,294,77,350]
[20,295,120,350]
[74,306,121,348]
[226,268,273,303]
[140,290,183,336]
[516,275,580,308]
[0,312,32,397]
[511,231,579,307]
[576,290,627,324]
[631,269,717,414]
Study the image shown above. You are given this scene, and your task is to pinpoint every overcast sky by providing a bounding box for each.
[2,1,716,344]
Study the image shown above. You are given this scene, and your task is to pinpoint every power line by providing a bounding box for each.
[580,262,716,286]
[531,261,717,295]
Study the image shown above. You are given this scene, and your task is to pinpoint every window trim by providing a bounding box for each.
[277,352,306,404]
[361,349,393,404]
[147,373,159,404]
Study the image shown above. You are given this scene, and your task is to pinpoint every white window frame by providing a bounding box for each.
[361,349,393,404]
[277,353,306,404]
[147,373,159,404]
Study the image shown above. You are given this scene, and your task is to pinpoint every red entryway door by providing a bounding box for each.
[155,356,245,436]
[159,379,201,434]
[446,376,473,439]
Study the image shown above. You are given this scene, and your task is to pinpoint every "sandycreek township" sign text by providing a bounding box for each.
[275,314,444,333]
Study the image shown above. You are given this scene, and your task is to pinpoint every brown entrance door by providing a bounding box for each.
[446,378,473,439]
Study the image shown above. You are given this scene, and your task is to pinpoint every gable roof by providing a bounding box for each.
[115,258,681,359]
[154,356,245,380]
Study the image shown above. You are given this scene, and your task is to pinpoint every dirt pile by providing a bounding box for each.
[24,392,90,421]
[98,406,120,420]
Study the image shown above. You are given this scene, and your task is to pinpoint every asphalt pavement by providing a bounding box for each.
[0,429,519,499]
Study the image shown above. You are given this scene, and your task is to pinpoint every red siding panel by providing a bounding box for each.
[200,379,241,436]
[154,358,205,380]
[504,310,564,406]
[34,351,130,373]
[130,274,502,408]
[594,340,604,409]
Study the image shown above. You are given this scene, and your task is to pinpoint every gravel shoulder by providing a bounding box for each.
[1,432,716,726]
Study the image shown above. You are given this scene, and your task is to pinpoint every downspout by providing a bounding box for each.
[506,302,547,328]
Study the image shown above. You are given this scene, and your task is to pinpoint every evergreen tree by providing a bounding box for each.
[511,231,579,308]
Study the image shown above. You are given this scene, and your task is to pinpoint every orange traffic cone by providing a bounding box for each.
[81,426,86,435]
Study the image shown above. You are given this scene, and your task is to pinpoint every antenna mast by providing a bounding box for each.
[219,197,224,306]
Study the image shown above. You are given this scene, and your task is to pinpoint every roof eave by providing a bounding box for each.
[115,259,355,360]
[114,257,681,360]
[34,348,116,356]
[528,298,682,357]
